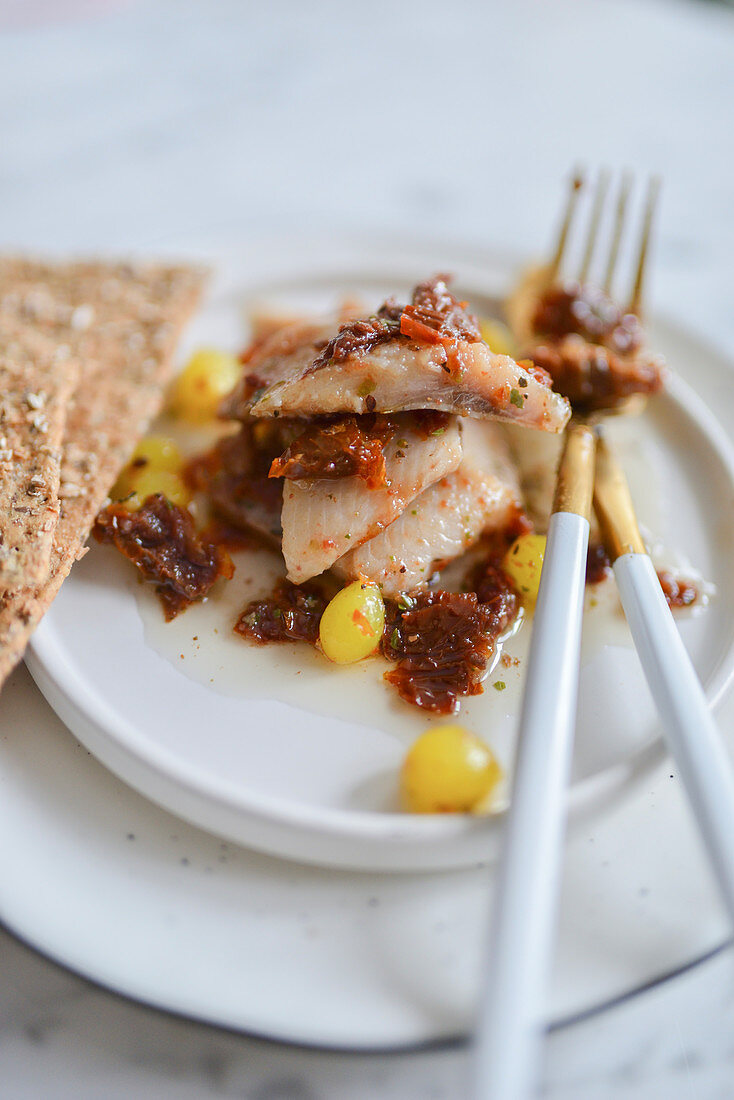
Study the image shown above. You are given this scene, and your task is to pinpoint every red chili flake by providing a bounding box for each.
[352,608,375,636]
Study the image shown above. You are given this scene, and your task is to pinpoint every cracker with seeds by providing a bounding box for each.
[0,329,78,591]
[0,257,206,688]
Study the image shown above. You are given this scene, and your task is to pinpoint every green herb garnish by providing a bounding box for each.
[509,388,524,409]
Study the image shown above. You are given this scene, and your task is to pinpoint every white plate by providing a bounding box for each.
[25,240,734,871]
[4,234,734,1048]
[1,661,733,1050]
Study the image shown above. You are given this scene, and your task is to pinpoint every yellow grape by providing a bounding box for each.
[319,581,385,664]
[480,318,517,358]
[168,347,241,423]
[401,725,503,814]
[111,436,184,500]
[126,470,191,510]
[130,436,183,473]
[503,532,547,604]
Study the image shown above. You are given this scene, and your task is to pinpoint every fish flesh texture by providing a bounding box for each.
[281,416,462,582]
[336,420,522,597]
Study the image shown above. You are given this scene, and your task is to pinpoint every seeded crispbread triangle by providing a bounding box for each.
[0,327,79,590]
[0,257,207,689]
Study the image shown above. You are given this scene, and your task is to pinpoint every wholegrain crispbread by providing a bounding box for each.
[0,327,78,589]
[0,257,207,688]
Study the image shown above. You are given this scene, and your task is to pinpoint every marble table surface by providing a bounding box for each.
[1,0,733,1095]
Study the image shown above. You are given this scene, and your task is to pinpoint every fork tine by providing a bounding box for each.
[578,168,610,283]
[549,169,584,280]
[603,172,632,294]
[628,176,661,314]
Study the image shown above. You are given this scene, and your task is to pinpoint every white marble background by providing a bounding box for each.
[1,0,733,1096]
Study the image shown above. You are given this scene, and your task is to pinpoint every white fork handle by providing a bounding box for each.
[614,552,734,922]
[471,510,590,1100]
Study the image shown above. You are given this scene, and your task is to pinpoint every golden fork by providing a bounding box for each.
[472,169,665,1100]
[476,172,734,1100]
[549,166,660,313]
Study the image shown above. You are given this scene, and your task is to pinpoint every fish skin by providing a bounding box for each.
[281,416,462,583]
[227,334,570,433]
[336,419,523,597]
[222,319,337,421]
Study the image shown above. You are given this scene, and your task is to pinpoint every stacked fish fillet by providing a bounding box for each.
[220,277,572,597]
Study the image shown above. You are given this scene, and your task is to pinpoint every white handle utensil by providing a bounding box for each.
[471,422,596,1100]
[595,433,734,924]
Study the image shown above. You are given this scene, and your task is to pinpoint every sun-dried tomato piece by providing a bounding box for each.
[311,276,481,373]
[94,494,233,620]
[382,588,515,714]
[586,541,612,585]
[186,424,295,547]
[525,282,664,411]
[585,544,698,607]
[465,561,521,635]
[532,283,644,355]
[400,275,482,345]
[527,338,663,413]
[312,301,403,368]
[234,579,328,645]
[269,415,392,487]
[657,570,699,609]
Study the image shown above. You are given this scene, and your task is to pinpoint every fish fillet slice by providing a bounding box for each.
[281,416,463,583]
[226,331,570,433]
[336,420,522,597]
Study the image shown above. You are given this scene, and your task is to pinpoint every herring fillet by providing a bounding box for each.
[281,416,463,583]
[222,318,341,421]
[225,328,571,433]
[336,420,523,597]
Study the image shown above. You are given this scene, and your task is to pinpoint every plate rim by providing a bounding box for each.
[2,905,731,1053]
